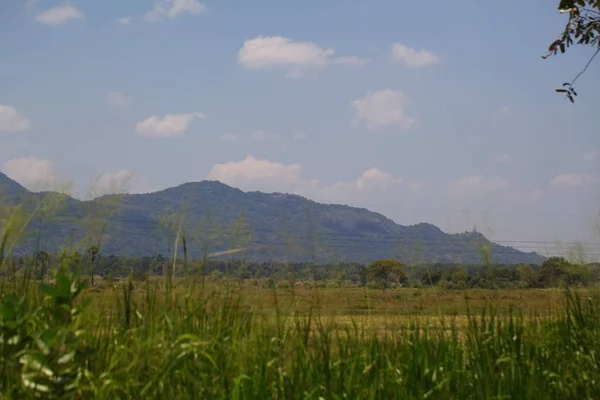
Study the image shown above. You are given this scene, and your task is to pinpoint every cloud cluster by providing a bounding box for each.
[135,112,206,137]
[0,105,31,133]
[1,158,155,198]
[35,3,84,26]
[390,43,440,68]
[204,155,551,210]
[2,157,56,186]
[352,89,415,131]
[238,36,368,77]
[206,155,406,205]
[206,157,549,210]
[144,0,205,22]
[208,156,304,190]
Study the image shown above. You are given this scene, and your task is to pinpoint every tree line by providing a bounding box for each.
[3,249,599,290]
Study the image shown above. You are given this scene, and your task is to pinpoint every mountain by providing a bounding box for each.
[0,172,545,265]
[0,172,28,200]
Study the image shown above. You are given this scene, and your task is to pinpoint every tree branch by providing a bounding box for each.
[570,46,600,87]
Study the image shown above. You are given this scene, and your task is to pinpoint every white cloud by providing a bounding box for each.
[144,0,205,22]
[2,157,56,186]
[116,16,132,25]
[206,156,405,205]
[0,105,31,133]
[105,91,131,106]
[238,36,331,69]
[356,168,401,190]
[445,175,510,199]
[390,43,440,68]
[551,173,598,188]
[207,156,303,191]
[238,36,368,77]
[206,157,546,227]
[352,89,415,131]
[581,150,597,162]
[35,3,84,26]
[135,112,206,137]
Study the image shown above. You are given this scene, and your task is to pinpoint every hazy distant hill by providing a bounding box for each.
[0,172,29,200]
[0,173,545,265]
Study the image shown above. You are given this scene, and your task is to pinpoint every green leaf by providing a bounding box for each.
[555,89,568,92]
[57,351,76,365]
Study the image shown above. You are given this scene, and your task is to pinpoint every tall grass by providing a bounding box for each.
[1,261,599,399]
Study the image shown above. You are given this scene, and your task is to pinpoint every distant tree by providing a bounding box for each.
[86,245,100,286]
[448,267,470,289]
[367,259,407,292]
[35,250,50,282]
[421,270,443,286]
[539,256,570,286]
[557,262,592,286]
[516,264,538,287]
[358,265,368,287]
[544,1,600,102]
[589,262,600,282]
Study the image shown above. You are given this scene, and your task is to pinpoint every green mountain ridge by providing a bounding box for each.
[0,173,545,264]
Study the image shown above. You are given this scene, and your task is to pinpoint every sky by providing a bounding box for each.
[1,0,599,260]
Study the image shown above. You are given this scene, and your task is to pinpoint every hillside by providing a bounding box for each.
[0,173,545,264]
[0,172,28,200]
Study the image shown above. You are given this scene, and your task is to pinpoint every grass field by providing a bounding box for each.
[87,281,570,332]
[2,268,599,399]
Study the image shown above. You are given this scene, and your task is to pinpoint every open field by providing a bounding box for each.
[81,281,586,339]
[90,280,574,312]
[3,269,598,399]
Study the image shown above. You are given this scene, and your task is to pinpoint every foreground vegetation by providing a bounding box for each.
[1,261,599,399]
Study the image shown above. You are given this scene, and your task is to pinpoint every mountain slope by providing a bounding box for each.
[0,172,28,201]
[0,173,545,264]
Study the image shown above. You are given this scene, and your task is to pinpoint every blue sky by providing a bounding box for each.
[1,0,599,259]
